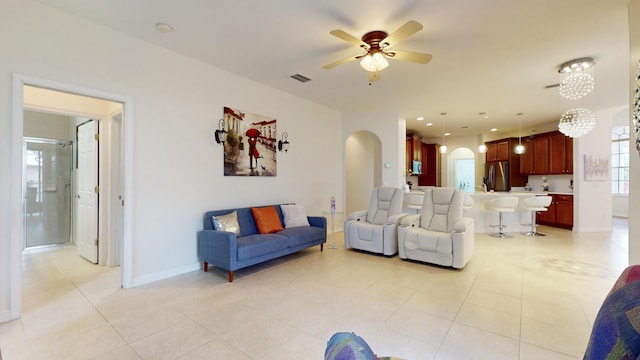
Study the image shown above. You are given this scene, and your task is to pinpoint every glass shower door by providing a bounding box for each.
[24,139,73,248]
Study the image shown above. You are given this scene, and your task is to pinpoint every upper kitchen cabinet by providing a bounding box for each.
[485,138,527,188]
[406,134,423,175]
[519,131,572,175]
[522,135,549,175]
[486,140,510,161]
[548,131,573,174]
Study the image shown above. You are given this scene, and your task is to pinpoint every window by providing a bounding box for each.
[611,125,629,194]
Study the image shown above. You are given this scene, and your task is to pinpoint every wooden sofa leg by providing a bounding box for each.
[228,271,234,282]
[321,243,324,251]
[203,262,208,272]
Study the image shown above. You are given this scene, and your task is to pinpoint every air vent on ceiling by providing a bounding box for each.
[291,74,311,83]
[544,83,560,89]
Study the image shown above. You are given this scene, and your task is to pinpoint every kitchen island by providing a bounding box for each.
[403,190,570,234]
[468,191,551,233]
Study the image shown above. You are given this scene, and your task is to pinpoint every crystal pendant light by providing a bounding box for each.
[439,113,447,154]
[558,108,596,138]
[558,58,595,100]
[478,113,487,153]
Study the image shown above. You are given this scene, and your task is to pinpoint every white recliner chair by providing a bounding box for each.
[344,186,406,256]
[398,187,475,269]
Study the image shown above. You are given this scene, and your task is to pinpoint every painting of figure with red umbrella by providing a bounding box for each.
[222,107,277,176]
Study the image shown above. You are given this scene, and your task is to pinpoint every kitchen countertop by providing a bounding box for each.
[402,189,572,233]
[470,191,574,196]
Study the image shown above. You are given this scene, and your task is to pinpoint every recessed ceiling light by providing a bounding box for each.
[444,132,451,136]
[490,128,498,132]
[426,122,433,126]
[417,116,424,121]
[155,23,174,33]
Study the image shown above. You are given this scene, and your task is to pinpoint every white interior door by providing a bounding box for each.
[77,120,99,263]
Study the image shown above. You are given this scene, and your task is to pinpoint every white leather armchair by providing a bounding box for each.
[398,187,474,269]
[344,187,406,256]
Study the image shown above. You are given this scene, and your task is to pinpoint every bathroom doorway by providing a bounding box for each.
[23,138,73,248]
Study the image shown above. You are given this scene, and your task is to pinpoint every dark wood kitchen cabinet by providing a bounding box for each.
[519,131,572,175]
[549,131,573,174]
[486,140,510,161]
[520,135,549,175]
[406,134,423,174]
[419,143,441,186]
[485,138,527,188]
[537,194,573,229]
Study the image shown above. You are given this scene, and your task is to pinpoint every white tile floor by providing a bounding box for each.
[0,220,629,359]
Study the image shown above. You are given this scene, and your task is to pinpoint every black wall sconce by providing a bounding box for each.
[214,119,227,145]
[278,132,290,153]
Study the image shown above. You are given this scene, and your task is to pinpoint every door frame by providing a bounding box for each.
[9,73,134,321]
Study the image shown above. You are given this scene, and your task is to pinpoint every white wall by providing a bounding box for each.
[345,131,381,215]
[0,0,342,321]
[573,106,626,232]
[629,0,640,264]
[23,111,74,140]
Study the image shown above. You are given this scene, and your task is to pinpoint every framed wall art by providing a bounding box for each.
[584,154,609,181]
[222,106,277,176]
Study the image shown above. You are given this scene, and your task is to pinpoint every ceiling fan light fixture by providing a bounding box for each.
[360,52,389,72]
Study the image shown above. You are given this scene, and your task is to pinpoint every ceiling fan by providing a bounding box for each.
[322,20,433,83]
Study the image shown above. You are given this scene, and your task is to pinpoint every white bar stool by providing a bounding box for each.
[485,197,519,238]
[519,196,552,236]
[404,193,424,214]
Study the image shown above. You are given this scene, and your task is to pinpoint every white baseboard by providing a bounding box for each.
[0,309,14,324]
[573,226,613,233]
[130,262,201,287]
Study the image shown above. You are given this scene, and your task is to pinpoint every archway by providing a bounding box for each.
[446,147,476,191]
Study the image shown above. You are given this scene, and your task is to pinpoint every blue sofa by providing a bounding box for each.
[198,205,327,282]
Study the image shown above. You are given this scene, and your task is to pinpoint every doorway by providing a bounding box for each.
[7,74,133,322]
[445,147,476,190]
[23,138,73,248]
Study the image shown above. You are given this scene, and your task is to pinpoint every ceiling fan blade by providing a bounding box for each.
[382,20,423,47]
[389,50,433,64]
[368,71,381,83]
[329,30,366,47]
[322,55,359,70]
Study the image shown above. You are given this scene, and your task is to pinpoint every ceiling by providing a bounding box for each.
[36,0,630,140]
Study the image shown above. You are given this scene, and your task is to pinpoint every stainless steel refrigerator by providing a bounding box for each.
[485,161,509,192]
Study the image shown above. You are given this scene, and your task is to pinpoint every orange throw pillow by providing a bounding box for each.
[251,206,284,234]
